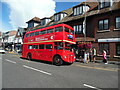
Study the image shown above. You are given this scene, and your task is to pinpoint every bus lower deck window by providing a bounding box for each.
[28,45,32,49]
[33,45,38,49]
[39,44,44,49]
[46,44,52,49]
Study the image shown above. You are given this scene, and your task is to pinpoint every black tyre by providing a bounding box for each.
[53,56,63,66]
[27,53,32,60]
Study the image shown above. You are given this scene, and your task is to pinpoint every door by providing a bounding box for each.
[45,44,53,61]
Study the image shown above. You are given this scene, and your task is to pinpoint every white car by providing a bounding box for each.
[0,49,5,54]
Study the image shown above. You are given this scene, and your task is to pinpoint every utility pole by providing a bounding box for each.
[83,1,86,42]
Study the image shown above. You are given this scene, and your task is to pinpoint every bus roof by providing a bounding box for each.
[26,23,74,34]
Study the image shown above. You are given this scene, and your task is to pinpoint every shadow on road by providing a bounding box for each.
[20,57,72,66]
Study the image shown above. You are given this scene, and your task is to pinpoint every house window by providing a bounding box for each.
[116,43,120,56]
[99,19,109,30]
[41,18,51,26]
[99,43,109,55]
[41,19,46,26]
[73,25,83,34]
[116,17,120,29]
[100,0,110,8]
[73,6,83,15]
[54,13,67,22]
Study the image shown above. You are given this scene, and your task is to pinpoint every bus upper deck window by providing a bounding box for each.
[30,32,35,37]
[55,27,63,32]
[70,30,74,34]
[35,32,39,36]
[26,34,29,37]
[41,30,47,35]
[65,27,69,33]
[47,29,54,33]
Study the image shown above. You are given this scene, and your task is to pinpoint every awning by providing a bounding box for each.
[76,37,95,42]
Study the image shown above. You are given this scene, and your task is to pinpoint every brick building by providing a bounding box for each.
[26,0,120,60]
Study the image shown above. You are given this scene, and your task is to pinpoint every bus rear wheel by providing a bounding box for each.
[53,56,63,66]
[27,53,32,60]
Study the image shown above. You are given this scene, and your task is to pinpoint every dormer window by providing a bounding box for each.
[73,5,89,16]
[54,13,67,22]
[99,0,112,9]
[41,18,51,26]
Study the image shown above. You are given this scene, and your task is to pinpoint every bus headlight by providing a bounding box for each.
[74,56,76,59]
[64,56,67,58]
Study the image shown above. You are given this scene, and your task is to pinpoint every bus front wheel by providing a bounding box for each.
[27,53,32,60]
[53,56,63,66]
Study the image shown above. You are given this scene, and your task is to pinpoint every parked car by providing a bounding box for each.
[0,49,5,54]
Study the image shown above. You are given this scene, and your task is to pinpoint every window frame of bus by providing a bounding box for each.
[35,31,39,36]
[47,28,54,34]
[40,30,47,35]
[30,32,35,37]
[55,26,63,32]
[26,34,29,37]
[28,45,33,49]
[39,44,45,49]
[33,45,38,49]
[64,27,74,34]
[46,44,53,49]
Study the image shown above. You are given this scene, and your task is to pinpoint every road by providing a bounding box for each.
[1,53,119,89]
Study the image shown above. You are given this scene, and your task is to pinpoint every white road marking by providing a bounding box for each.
[84,84,102,90]
[23,65,52,76]
[5,59,16,64]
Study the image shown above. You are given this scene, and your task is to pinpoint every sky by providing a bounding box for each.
[0,0,82,32]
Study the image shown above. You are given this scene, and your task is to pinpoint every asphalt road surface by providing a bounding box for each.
[1,53,119,89]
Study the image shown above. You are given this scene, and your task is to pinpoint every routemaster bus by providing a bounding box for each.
[22,24,76,65]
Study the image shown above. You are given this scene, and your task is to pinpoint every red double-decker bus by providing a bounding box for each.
[22,24,76,65]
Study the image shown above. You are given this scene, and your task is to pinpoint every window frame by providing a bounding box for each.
[28,45,33,49]
[116,43,120,56]
[100,0,110,9]
[115,17,120,29]
[39,44,45,49]
[46,44,53,49]
[73,24,83,34]
[98,19,109,30]
[99,43,110,55]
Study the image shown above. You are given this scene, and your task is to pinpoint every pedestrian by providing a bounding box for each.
[84,51,87,63]
[89,48,92,62]
[81,49,84,63]
[93,47,96,63]
[102,49,108,64]
[86,50,90,63]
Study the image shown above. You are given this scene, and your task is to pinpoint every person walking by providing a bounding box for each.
[93,47,96,63]
[103,49,108,64]
[89,48,92,62]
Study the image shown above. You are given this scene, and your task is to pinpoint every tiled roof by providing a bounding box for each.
[28,1,120,31]
[26,17,41,23]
